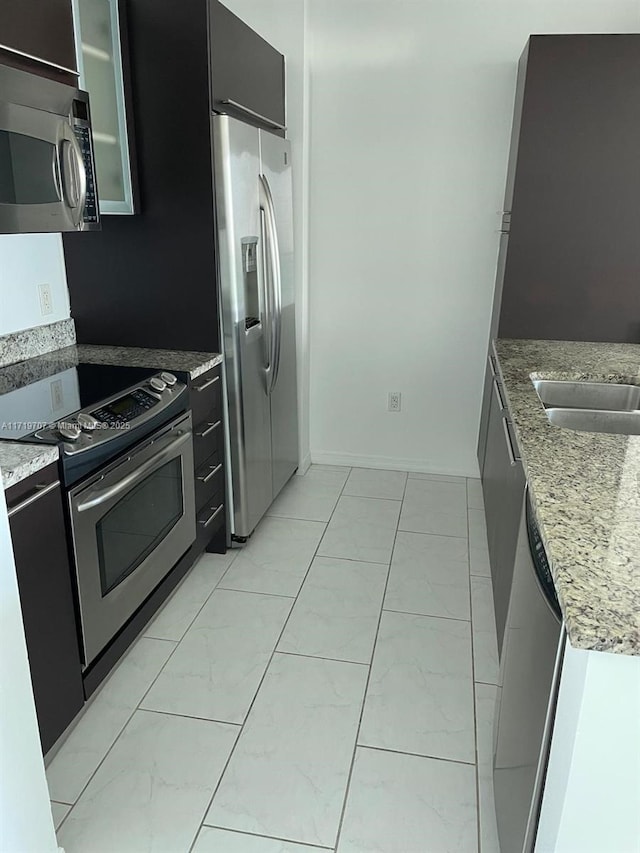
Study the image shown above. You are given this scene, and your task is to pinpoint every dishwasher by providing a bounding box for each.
[494,490,565,852]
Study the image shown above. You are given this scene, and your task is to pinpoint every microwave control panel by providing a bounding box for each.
[73,124,98,225]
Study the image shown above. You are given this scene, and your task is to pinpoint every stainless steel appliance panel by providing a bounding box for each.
[0,64,99,233]
[69,412,195,665]
[259,129,298,498]
[213,115,273,537]
[494,498,564,852]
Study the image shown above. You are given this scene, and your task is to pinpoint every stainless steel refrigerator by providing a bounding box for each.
[213,114,299,540]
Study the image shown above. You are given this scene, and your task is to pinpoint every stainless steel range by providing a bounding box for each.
[0,363,196,666]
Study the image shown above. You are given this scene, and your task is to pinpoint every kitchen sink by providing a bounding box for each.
[545,408,640,436]
[533,379,640,436]
[533,380,640,411]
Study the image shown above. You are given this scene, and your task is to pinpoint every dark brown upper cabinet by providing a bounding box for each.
[497,34,640,344]
[0,0,78,83]
[209,0,285,137]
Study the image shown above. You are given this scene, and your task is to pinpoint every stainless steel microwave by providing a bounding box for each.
[0,64,99,233]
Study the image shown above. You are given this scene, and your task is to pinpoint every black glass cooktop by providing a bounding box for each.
[0,363,158,441]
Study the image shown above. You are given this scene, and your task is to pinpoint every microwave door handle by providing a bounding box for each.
[75,430,191,512]
[52,144,63,200]
[61,133,87,224]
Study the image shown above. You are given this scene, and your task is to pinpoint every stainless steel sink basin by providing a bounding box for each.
[545,408,640,435]
[533,380,640,411]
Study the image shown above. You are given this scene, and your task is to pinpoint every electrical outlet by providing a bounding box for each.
[38,283,53,316]
[50,379,64,411]
[388,391,401,412]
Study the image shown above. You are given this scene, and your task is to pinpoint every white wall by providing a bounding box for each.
[219,0,311,471]
[0,234,71,337]
[307,0,640,475]
[0,487,59,853]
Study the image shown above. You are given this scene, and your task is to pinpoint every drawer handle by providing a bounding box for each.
[7,481,59,518]
[196,420,221,438]
[502,418,521,466]
[492,376,506,412]
[200,503,224,527]
[194,375,220,392]
[198,463,222,484]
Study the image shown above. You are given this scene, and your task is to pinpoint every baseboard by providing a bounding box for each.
[310,450,478,478]
[297,452,311,476]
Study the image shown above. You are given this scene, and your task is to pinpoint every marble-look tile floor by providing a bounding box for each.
[48,465,500,853]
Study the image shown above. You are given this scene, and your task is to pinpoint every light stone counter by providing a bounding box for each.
[0,341,222,488]
[0,443,59,490]
[494,338,640,656]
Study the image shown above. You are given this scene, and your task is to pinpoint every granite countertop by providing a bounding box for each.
[0,342,222,489]
[0,443,59,490]
[0,343,223,396]
[494,338,640,656]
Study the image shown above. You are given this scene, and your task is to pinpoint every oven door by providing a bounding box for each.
[69,413,195,666]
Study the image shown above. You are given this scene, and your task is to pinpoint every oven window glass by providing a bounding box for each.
[0,131,60,204]
[96,457,183,596]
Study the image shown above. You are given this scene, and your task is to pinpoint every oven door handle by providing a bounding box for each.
[75,429,192,512]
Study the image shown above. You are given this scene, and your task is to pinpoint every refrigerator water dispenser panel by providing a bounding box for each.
[241,236,260,330]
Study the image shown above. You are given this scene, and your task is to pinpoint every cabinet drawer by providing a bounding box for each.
[195,450,223,510]
[190,366,222,429]
[196,494,225,548]
[194,416,223,469]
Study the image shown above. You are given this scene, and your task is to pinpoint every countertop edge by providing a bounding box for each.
[0,444,60,491]
[492,338,640,658]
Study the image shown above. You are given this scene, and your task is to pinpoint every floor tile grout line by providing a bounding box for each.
[332,470,410,851]
[397,525,469,540]
[143,550,241,644]
[187,465,355,853]
[357,742,477,768]
[275,650,369,667]
[135,554,242,710]
[56,554,240,831]
[136,706,243,727]
[467,477,482,853]
[55,630,185,826]
[340,491,405,502]
[215,585,297,598]
[313,555,391,566]
[382,607,471,624]
[201,823,334,850]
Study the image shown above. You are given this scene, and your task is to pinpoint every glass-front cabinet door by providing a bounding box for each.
[72,0,137,213]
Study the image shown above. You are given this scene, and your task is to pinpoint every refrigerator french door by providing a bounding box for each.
[213,115,298,539]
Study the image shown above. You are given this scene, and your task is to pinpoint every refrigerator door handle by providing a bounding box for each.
[259,174,281,395]
[258,206,273,388]
[260,173,283,393]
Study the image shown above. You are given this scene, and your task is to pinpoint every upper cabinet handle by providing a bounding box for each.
[218,99,286,132]
[0,42,78,76]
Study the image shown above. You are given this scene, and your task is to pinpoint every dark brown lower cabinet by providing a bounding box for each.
[190,365,227,553]
[481,372,526,659]
[7,464,84,754]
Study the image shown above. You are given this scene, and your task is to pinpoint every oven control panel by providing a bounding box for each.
[92,388,159,427]
[33,372,187,455]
